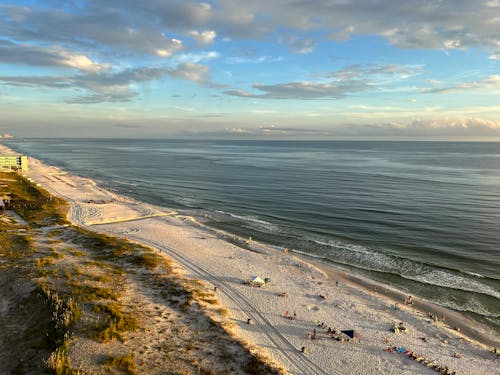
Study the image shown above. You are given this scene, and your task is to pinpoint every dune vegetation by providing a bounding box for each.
[0,172,285,374]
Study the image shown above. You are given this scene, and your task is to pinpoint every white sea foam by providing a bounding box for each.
[291,249,325,260]
[432,298,498,318]
[464,271,485,279]
[312,239,427,275]
[402,270,500,299]
[172,196,200,207]
[216,210,280,232]
[311,238,500,300]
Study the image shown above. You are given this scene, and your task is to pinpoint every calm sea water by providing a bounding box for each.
[6,139,500,333]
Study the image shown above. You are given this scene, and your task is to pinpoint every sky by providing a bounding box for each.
[0,0,499,139]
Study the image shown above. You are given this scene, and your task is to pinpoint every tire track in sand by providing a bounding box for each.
[125,234,334,375]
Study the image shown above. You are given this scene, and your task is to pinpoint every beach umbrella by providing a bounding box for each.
[341,330,363,339]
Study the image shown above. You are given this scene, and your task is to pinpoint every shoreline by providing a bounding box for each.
[311,259,498,348]
[2,143,498,374]
[186,214,499,348]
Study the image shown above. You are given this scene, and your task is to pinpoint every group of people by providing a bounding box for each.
[404,295,413,305]
[306,321,354,342]
[300,320,354,354]
[391,321,408,333]
[428,311,446,323]
[383,345,458,375]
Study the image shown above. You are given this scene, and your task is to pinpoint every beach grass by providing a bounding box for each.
[1,172,68,225]
[104,354,137,374]
[91,302,140,343]
[1,172,287,374]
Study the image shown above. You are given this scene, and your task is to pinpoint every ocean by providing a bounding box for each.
[6,139,500,334]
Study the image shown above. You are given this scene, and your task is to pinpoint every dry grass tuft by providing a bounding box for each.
[104,354,137,375]
[92,302,139,343]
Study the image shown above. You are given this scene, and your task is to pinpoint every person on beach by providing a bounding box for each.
[285,310,289,318]
[293,311,297,320]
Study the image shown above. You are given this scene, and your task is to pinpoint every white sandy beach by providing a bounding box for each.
[2,145,498,375]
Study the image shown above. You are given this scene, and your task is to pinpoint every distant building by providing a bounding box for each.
[0,155,28,172]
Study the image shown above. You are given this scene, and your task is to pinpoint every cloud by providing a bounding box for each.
[0,75,73,89]
[485,0,500,6]
[225,63,420,99]
[166,62,209,82]
[188,30,217,44]
[208,117,500,138]
[489,51,500,60]
[173,51,220,64]
[3,1,496,58]
[329,26,356,42]
[226,80,369,99]
[205,1,498,50]
[225,47,283,64]
[0,64,212,103]
[112,123,142,128]
[225,55,284,64]
[0,3,185,58]
[289,38,316,54]
[155,38,183,57]
[423,74,500,94]
[67,91,137,104]
[0,40,108,72]
[330,64,424,80]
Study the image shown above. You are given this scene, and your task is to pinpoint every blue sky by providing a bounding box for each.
[0,0,499,139]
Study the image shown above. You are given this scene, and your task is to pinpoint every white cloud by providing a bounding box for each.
[489,51,500,60]
[405,117,500,131]
[289,38,316,54]
[329,26,356,42]
[225,127,250,134]
[443,39,462,49]
[226,80,369,99]
[226,55,283,64]
[0,40,108,72]
[155,38,183,57]
[226,63,422,100]
[167,63,209,82]
[174,51,220,64]
[219,117,500,138]
[58,51,109,72]
[188,30,217,44]
[2,0,499,56]
[485,0,500,7]
[424,74,500,93]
